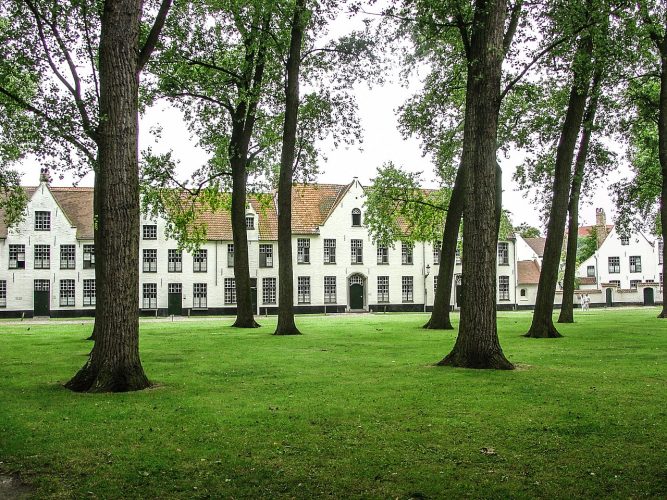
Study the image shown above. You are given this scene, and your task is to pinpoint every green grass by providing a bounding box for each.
[1,309,666,499]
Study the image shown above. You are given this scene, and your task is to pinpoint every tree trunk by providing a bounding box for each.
[525,35,593,338]
[275,0,306,336]
[66,0,149,392]
[423,165,464,330]
[438,0,513,369]
[658,43,667,318]
[558,70,602,323]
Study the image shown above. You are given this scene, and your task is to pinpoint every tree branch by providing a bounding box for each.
[137,0,173,72]
[167,92,235,114]
[503,0,523,55]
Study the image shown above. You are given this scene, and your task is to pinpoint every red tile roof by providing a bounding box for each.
[517,260,541,284]
[523,237,546,257]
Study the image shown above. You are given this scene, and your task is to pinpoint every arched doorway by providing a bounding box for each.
[643,287,655,306]
[348,274,365,311]
[605,288,613,307]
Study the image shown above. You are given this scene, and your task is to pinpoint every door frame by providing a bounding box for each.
[347,273,367,311]
[643,287,654,306]
[33,279,51,317]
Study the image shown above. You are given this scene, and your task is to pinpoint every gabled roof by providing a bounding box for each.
[523,237,546,257]
[291,182,350,234]
[517,260,541,284]
[578,224,613,238]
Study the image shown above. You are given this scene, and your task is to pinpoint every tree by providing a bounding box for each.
[514,223,541,238]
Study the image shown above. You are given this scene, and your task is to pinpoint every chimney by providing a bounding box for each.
[39,167,51,185]
[595,208,608,248]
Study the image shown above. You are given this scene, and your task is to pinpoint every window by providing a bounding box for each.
[224,278,236,304]
[143,224,157,240]
[168,249,182,272]
[630,280,641,290]
[323,239,336,264]
[499,275,510,301]
[520,288,527,298]
[377,244,388,264]
[620,236,629,246]
[587,265,595,277]
[455,248,462,265]
[227,244,234,267]
[83,279,96,306]
[297,238,310,263]
[324,276,336,304]
[297,276,311,304]
[659,240,664,265]
[402,276,413,302]
[351,208,362,227]
[629,256,642,273]
[402,243,413,265]
[143,249,157,272]
[35,211,51,231]
[259,244,273,268]
[498,242,509,265]
[194,249,207,272]
[608,257,620,273]
[0,280,6,307]
[193,283,207,308]
[59,245,76,269]
[609,280,620,287]
[142,283,157,309]
[246,215,255,230]
[9,244,26,269]
[351,239,363,264]
[433,242,441,265]
[434,276,439,293]
[377,276,389,303]
[262,277,276,304]
[34,245,50,269]
[83,245,95,269]
[59,279,75,306]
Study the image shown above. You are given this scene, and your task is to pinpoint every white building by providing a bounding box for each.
[0,177,519,317]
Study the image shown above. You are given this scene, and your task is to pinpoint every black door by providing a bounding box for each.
[606,288,613,307]
[643,287,654,306]
[168,283,182,315]
[250,278,258,312]
[34,280,50,316]
[350,283,363,309]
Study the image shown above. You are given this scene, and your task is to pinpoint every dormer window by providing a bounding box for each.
[620,236,629,246]
[352,208,362,227]
[35,211,51,231]
[246,215,255,230]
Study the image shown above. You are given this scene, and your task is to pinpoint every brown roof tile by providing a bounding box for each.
[517,260,541,284]
[524,237,546,257]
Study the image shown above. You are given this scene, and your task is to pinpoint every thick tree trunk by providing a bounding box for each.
[525,36,593,338]
[275,0,306,336]
[438,0,513,369]
[558,71,602,323]
[658,45,667,318]
[66,0,149,392]
[423,165,464,330]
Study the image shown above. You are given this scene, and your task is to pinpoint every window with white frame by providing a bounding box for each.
[60,245,75,269]
[498,275,510,301]
[659,240,664,265]
[83,279,96,306]
[434,276,438,293]
[143,224,157,240]
[143,249,157,272]
[0,280,6,307]
[630,280,641,290]
[587,265,595,277]
[262,277,276,304]
[168,249,182,272]
[401,276,413,302]
[194,249,207,272]
[227,244,234,267]
[351,239,363,264]
[620,236,629,245]
[297,238,310,263]
[193,283,207,308]
[83,245,95,268]
[401,243,413,265]
[259,244,273,268]
[323,239,336,264]
[377,244,388,264]
[34,245,50,269]
[35,211,51,231]
[609,279,620,287]
[455,247,461,265]
[433,242,441,265]
[60,279,75,306]
[351,208,362,227]
[377,276,389,303]
[224,278,236,304]
[245,215,255,230]
[9,244,26,269]
[498,242,509,265]
[608,256,620,273]
[324,276,336,304]
[168,283,182,294]
[629,256,642,273]
[142,283,157,309]
[297,276,311,304]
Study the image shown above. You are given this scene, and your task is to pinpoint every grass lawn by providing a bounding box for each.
[0,308,666,499]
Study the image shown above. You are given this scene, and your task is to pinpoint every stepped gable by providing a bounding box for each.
[517,259,541,284]
[524,237,546,257]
